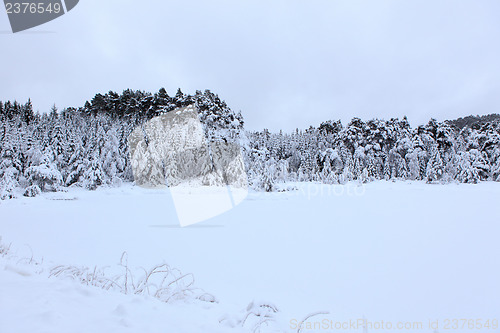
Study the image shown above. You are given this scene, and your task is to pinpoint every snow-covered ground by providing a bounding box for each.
[1,181,499,332]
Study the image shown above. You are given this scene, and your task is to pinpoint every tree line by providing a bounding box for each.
[0,89,244,199]
[248,116,500,191]
[1,88,499,198]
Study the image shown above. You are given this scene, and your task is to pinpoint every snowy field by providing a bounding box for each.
[1,181,499,332]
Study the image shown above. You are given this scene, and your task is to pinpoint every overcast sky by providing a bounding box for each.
[1,0,500,131]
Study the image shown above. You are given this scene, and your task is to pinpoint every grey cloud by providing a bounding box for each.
[1,0,500,131]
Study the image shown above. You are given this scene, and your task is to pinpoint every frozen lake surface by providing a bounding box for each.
[1,181,499,332]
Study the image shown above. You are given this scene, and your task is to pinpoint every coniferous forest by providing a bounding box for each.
[1,88,500,199]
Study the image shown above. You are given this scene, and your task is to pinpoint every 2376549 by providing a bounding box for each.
[5,2,62,14]
[443,319,498,330]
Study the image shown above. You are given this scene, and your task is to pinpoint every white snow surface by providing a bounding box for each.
[1,181,499,332]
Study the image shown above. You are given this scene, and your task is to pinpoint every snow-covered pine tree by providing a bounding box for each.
[100,126,125,186]
[406,148,421,180]
[353,146,366,180]
[0,128,21,199]
[82,154,104,191]
[426,145,444,183]
[0,167,18,200]
[454,151,480,184]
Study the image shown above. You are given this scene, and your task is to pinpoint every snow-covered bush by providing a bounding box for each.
[65,164,85,187]
[251,157,277,192]
[23,184,42,197]
[25,163,62,192]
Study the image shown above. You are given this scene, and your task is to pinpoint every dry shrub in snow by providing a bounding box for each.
[49,252,217,304]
